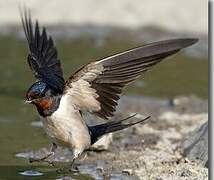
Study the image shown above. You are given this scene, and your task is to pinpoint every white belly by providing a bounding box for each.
[41,95,91,150]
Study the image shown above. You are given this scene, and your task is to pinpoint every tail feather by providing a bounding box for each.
[89,114,150,145]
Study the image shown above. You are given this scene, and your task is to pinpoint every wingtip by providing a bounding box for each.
[183,38,198,46]
[176,38,199,48]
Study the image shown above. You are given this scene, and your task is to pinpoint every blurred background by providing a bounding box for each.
[0,0,208,179]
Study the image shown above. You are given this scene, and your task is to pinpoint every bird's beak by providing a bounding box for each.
[24,100,32,104]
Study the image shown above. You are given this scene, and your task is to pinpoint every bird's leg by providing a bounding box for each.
[29,143,57,166]
[69,157,78,170]
[69,149,82,170]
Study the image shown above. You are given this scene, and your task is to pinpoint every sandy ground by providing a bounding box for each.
[17,95,208,179]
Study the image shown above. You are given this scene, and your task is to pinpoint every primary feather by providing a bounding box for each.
[21,9,64,94]
[65,39,198,120]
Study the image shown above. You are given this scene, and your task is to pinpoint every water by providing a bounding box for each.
[0,36,208,179]
[0,165,95,179]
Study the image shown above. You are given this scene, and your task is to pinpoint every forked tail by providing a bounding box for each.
[88,114,150,145]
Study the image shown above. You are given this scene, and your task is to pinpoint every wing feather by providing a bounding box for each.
[21,9,64,93]
[64,38,198,120]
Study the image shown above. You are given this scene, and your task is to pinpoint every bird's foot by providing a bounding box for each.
[56,163,79,173]
[44,159,56,167]
[29,152,54,166]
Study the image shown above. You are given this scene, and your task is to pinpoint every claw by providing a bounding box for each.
[50,162,55,167]
[28,143,57,165]
[28,156,56,167]
[56,162,79,173]
[29,158,34,163]
[46,160,55,167]
[28,152,54,164]
[28,157,42,163]
[56,167,78,173]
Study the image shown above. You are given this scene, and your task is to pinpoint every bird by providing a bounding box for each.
[21,10,198,169]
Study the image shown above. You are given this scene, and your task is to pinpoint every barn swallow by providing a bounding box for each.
[21,10,198,169]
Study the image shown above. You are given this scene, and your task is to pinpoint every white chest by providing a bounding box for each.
[41,95,91,149]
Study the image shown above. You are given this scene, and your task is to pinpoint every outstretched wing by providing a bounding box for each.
[64,38,197,120]
[21,10,64,93]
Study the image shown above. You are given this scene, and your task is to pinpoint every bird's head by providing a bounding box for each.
[25,81,60,117]
[25,81,49,104]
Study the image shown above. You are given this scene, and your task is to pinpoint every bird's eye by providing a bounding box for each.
[26,91,40,100]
